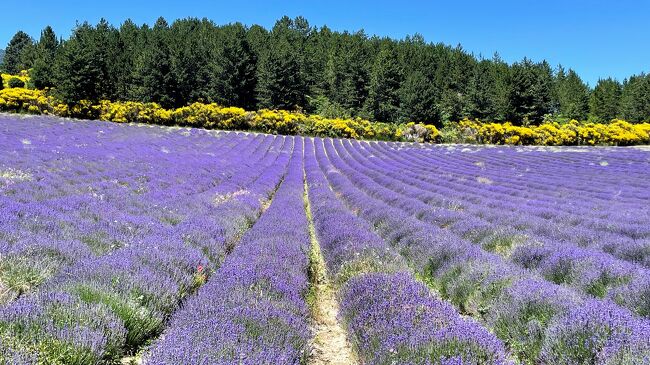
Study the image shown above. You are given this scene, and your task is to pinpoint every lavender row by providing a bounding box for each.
[393,146,650,268]
[351,139,650,318]
[0,131,268,304]
[373,142,645,238]
[144,137,311,364]
[366,140,649,252]
[0,125,292,363]
[313,137,650,364]
[334,139,648,362]
[387,147,649,259]
[412,143,648,203]
[1,118,270,302]
[422,146,647,194]
[380,142,650,243]
[315,137,518,315]
[304,138,510,365]
[336,138,650,318]
[334,136,650,315]
[0,144,290,364]
[0,143,290,363]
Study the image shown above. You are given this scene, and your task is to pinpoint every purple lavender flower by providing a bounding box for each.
[487,278,584,363]
[540,299,642,365]
[340,272,509,365]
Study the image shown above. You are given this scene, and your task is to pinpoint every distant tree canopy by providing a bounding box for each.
[31,26,59,89]
[3,16,650,125]
[507,58,554,125]
[589,78,622,123]
[3,31,34,74]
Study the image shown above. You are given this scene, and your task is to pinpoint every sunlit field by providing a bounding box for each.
[1,114,649,364]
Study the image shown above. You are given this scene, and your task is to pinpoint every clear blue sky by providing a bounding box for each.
[2,0,648,86]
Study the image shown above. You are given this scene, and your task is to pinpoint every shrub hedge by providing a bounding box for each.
[1,87,649,146]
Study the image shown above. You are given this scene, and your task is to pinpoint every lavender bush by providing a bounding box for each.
[340,273,509,365]
[540,300,642,364]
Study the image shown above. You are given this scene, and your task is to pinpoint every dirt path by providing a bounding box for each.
[304,181,358,365]
[120,356,142,365]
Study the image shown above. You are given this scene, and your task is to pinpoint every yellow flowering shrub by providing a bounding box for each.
[454,119,650,146]
[532,123,560,145]
[300,116,400,141]
[251,109,304,135]
[0,88,54,114]
[52,103,70,116]
[554,124,579,145]
[2,71,30,88]
[96,100,173,125]
[375,123,401,141]
[425,124,440,140]
[595,120,650,146]
[68,100,97,119]
[508,124,535,145]
[479,122,506,144]
[302,115,360,139]
[172,103,249,130]
[0,87,647,145]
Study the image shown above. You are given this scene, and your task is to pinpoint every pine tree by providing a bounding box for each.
[466,59,498,120]
[3,31,34,74]
[256,38,304,109]
[168,18,216,105]
[292,16,317,95]
[131,17,178,108]
[365,43,403,122]
[620,74,650,122]
[555,66,589,120]
[395,34,441,124]
[54,20,118,104]
[113,19,144,99]
[490,54,512,122]
[589,78,622,122]
[508,58,554,124]
[438,46,474,122]
[305,25,333,102]
[325,31,370,114]
[211,23,258,110]
[399,70,440,125]
[256,18,307,109]
[31,26,59,89]
[245,24,269,60]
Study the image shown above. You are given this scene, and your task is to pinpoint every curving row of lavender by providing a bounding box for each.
[356,140,650,313]
[0,116,292,363]
[1,114,649,364]
[304,138,509,364]
[144,137,311,364]
[0,117,273,304]
[312,137,650,364]
[329,138,650,315]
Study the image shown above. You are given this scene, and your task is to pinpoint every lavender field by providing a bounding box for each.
[1,114,649,365]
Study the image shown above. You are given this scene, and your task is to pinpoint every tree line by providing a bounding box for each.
[2,16,649,126]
